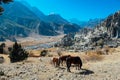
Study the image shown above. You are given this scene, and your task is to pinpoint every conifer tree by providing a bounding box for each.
[9,42,28,63]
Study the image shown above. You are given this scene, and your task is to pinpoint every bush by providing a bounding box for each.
[8,47,12,52]
[9,42,28,63]
[0,43,5,54]
[40,50,48,57]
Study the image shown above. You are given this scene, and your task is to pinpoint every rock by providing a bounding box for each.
[0,76,7,80]
[0,71,5,76]
[105,11,120,38]
[56,33,75,47]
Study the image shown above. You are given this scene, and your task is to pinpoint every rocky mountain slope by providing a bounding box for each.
[0,1,80,41]
[58,11,120,51]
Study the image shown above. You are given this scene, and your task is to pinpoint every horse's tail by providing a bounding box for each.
[76,56,82,68]
[79,57,82,69]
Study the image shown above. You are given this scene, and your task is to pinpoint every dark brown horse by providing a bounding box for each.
[52,57,59,67]
[66,56,82,72]
[58,55,71,66]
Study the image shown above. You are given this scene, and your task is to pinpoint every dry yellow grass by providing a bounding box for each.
[28,50,40,57]
[85,53,103,62]
[0,54,10,63]
[21,46,118,64]
[28,48,59,57]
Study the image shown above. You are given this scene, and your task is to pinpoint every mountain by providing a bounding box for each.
[58,10,120,51]
[21,1,69,24]
[0,1,80,41]
[21,1,47,21]
[46,14,69,24]
[69,18,83,26]
[102,11,120,38]
[30,7,46,21]
[70,18,104,28]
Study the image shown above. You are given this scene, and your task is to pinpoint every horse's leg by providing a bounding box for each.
[58,59,60,66]
[53,62,55,67]
[61,61,63,66]
[80,64,82,69]
[63,61,65,66]
[67,64,71,72]
[76,64,77,70]
[78,64,80,70]
[76,64,79,70]
[59,59,63,66]
[66,62,71,72]
[55,62,57,67]
[56,62,59,67]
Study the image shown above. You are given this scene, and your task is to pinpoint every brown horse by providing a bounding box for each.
[66,56,82,72]
[52,57,59,67]
[58,55,71,66]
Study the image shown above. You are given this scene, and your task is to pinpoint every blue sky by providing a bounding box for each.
[24,0,120,21]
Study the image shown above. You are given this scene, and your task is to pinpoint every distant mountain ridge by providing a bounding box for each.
[70,18,104,28]
[21,1,69,24]
[0,1,80,41]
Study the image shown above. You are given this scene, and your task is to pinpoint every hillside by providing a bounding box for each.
[57,10,120,52]
[0,1,80,41]
[70,18,104,28]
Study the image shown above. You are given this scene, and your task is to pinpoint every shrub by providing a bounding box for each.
[8,47,12,52]
[0,43,5,54]
[40,50,48,57]
[9,42,28,63]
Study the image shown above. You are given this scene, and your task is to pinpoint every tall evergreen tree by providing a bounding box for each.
[9,42,28,63]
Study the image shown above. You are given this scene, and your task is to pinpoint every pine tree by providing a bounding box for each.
[9,42,28,63]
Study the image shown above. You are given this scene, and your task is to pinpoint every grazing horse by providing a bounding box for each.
[66,56,82,72]
[52,57,59,67]
[58,55,71,66]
